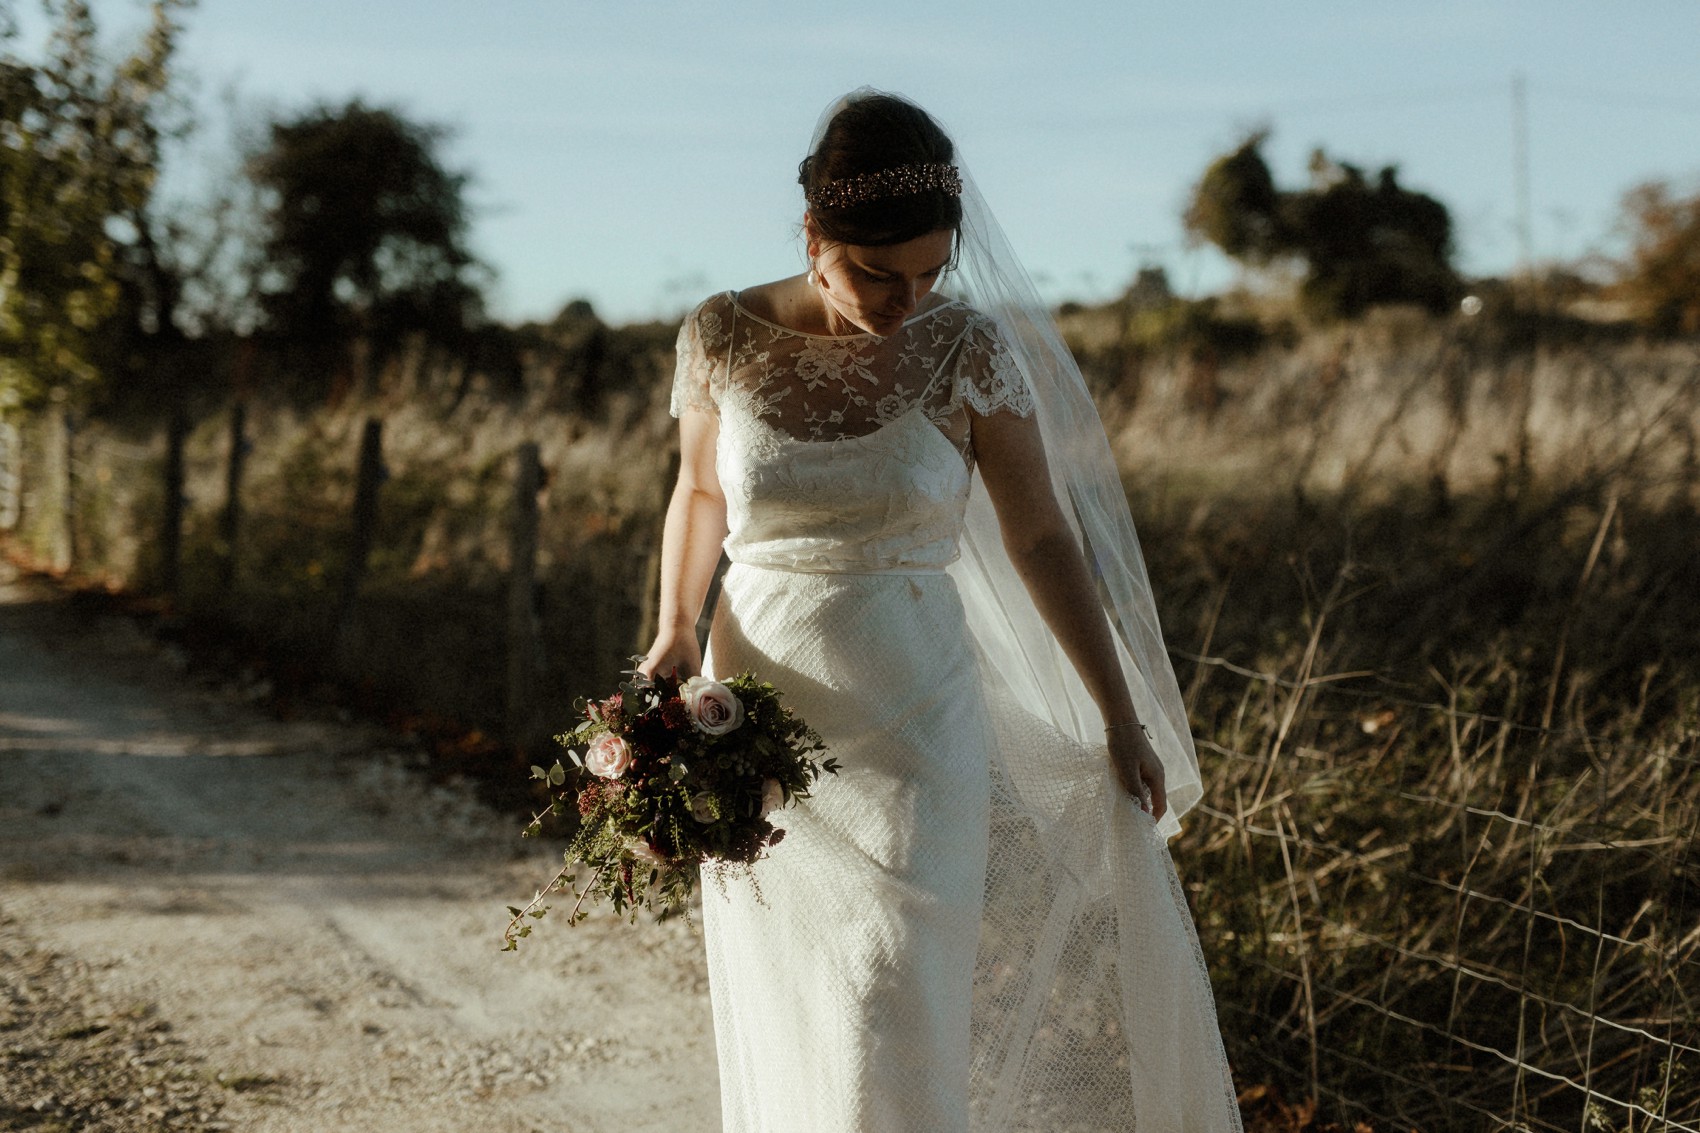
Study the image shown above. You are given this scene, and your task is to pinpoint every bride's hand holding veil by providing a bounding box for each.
[970,394,1168,820]
[1108,725,1168,820]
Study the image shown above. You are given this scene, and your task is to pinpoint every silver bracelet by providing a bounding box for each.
[1106,721,1152,739]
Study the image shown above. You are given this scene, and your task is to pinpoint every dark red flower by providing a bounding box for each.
[576,781,604,817]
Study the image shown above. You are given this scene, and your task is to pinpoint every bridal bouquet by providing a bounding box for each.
[502,668,836,949]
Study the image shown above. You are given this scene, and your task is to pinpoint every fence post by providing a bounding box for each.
[220,402,247,591]
[161,405,189,600]
[0,420,19,532]
[507,442,545,743]
[43,394,72,573]
[333,417,384,661]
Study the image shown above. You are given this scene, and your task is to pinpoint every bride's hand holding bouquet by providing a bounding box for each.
[636,626,703,685]
[502,662,836,950]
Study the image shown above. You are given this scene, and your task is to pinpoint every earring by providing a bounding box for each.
[807,263,819,288]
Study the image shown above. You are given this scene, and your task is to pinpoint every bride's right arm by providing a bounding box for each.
[639,406,728,680]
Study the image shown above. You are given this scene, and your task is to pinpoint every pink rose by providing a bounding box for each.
[681,677,744,735]
[583,733,632,779]
[760,778,784,818]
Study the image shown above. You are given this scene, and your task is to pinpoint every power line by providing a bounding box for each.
[1513,72,1534,274]
[1543,83,1700,116]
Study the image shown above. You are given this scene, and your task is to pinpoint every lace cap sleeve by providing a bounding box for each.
[956,312,1035,418]
[670,294,733,418]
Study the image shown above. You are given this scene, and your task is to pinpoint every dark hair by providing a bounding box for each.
[798,94,962,247]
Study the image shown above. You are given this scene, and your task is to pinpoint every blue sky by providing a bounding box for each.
[21,1,1700,324]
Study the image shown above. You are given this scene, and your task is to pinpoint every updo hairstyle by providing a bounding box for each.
[799,94,963,248]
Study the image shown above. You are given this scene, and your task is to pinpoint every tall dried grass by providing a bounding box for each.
[4,307,1696,1129]
[1080,308,1699,1130]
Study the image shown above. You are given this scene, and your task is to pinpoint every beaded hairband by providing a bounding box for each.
[806,162,963,210]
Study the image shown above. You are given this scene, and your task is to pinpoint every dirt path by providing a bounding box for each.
[0,564,719,1132]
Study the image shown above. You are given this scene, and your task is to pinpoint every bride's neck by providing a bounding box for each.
[739,276,849,337]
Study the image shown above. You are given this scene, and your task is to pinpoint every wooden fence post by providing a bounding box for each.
[0,420,19,532]
[507,442,545,743]
[161,405,189,600]
[43,395,72,573]
[220,402,247,591]
[333,417,384,661]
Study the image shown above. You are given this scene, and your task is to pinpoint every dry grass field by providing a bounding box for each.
[6,302,1696,1131]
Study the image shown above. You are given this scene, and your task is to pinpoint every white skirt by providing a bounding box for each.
[702,562,1241,1133]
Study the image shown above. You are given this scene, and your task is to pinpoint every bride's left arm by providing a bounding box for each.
[971,407,1167,819]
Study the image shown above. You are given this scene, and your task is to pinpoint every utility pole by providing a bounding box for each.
[1512,72,1533,281]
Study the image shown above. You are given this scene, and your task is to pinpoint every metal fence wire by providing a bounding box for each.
[1177,650,1698,1133]
[1,405,1694,1133]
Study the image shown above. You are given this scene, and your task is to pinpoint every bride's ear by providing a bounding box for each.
[803,213,821,259]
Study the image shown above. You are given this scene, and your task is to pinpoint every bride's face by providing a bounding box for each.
[808,224,956,338]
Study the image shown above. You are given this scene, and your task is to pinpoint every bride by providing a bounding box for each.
[641,90,1241,1132]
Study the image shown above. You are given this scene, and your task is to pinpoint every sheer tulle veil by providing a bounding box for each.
[690,91,1241,1130]
[807,89,1202,835]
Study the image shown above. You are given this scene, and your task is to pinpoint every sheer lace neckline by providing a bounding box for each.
[671,289,1035,459]
[727,290,964,341]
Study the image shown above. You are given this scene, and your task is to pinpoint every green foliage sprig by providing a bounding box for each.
[502,666,836,950]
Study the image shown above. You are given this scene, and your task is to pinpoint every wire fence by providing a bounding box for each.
[1,388,1696,1132]
[0,395,679,756]
[1176,648,1698,1132]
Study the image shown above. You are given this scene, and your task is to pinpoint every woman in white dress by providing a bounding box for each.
[641,91,1241,1132]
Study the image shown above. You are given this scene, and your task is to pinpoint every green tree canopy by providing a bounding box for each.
[247,100,486,366]
[1186,132,1461,320]
[0,0,185,409]
[1184,131,1283,263]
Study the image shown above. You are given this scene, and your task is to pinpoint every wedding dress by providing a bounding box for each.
[675,290,1242,1132]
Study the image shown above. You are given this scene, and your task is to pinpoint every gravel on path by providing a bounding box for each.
[0,563,719,1132]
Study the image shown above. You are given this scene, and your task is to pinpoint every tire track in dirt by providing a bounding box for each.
[0,566,718,1132]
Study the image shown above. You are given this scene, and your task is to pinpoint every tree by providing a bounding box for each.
[1613,179,1700,335]
[1186,133,1461,320]
[1184,132,1283,264]
[247,100,486,380]
[0,0,186,409]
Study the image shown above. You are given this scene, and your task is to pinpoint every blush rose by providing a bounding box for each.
[583,733,633,779]
[681,676,744,735]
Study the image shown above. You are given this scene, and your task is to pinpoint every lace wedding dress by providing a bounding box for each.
[674,291,1241,1133]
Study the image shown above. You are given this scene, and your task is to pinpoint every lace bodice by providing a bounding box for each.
[671,291,1034,573]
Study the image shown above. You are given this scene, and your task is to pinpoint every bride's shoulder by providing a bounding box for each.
[676,291,741,354]
[682,289,737,324]
[923,296,1000,339]
[731,276,813,329]
[682,278,810,333]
